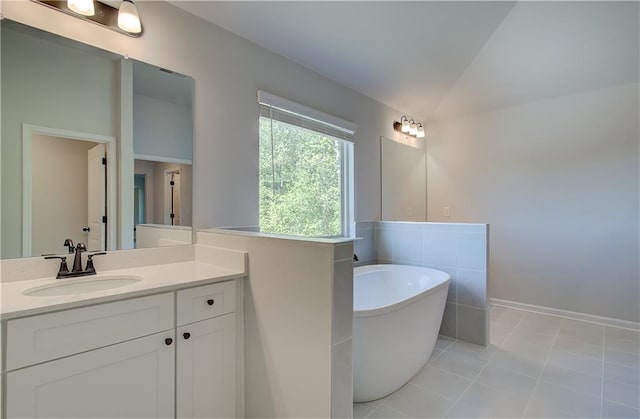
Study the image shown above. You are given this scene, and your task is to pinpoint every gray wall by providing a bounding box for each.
[427,83,639,323]
[133,94,192,161]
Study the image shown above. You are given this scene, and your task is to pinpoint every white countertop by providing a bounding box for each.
[1,261,245,320]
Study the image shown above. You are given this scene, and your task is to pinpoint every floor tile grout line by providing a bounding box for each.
[368,336,457,418]
[440,344,499,417]
[439,311,525,418]
[363,400,406,419]
[520,317,563,418]
[497,310,527,347]
[602,397,640,410]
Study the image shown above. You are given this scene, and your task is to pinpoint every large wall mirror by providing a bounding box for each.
[381,136,427,221]
[1,19,194,259]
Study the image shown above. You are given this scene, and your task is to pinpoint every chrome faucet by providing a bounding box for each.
[45,242,107,279]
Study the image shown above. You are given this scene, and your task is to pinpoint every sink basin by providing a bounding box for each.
[24,275,143,297]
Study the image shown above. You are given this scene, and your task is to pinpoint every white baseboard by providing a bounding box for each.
[490,298,640,332]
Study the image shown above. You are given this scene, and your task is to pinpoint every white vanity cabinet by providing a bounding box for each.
[7,331,176,419]
[3,279,239,419]
[175,281,237,419]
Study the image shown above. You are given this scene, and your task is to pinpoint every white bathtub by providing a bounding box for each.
[353,264,450,402]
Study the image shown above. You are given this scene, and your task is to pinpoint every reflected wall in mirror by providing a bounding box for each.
[381,136,427,221]
[0,19,194,259]
[132,60,193,249]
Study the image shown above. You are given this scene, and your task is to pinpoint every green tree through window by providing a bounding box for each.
[259,116,344,236]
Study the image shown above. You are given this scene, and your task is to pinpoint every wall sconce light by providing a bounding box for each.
[394,116,425,139]
[33,0,143,37]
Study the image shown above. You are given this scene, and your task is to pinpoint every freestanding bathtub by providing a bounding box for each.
[353,264,450,402]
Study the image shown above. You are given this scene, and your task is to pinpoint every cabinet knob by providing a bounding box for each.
[207,299,215,306]
[164,337,173,346]
[183,332,191,340]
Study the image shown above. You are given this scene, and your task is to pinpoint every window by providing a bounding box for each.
[258,92,355,237]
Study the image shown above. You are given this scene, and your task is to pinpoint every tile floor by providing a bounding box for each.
[354,305,640,419]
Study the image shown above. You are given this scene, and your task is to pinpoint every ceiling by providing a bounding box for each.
[172,1,639,121]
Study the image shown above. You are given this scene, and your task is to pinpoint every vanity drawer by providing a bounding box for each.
[6,293,174,371]
[177,281,236,326]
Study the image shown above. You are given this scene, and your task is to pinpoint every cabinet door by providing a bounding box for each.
[7,331,175,419]
[177,313,236,419]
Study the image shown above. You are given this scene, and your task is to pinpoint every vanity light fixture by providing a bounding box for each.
[32,0,143,37]
[400,116,410,133]
[409,120,418,136]
[118,0,141,34]
[394,116,426,139]
[67,0,94,16]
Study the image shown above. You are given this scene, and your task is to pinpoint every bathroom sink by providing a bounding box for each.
[24,275,143,297]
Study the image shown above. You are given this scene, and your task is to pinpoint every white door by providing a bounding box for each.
[177,314,236,419]
[7,331,175,419]
[87,144,106,251]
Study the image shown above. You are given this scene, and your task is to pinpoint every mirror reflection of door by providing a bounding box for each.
[31,134,107,255]
[87,144,107,251]
[164,169,181,225]
[134,174,147,225]
[133,159,192,227]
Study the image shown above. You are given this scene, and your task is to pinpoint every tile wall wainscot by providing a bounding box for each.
[354,221,376,267]
[354,221,489,346]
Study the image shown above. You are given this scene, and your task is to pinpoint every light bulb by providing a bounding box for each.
[416,124,425,138]
[401,117,410,133]
[409,121,417,136]
[67,0,95,16]
[118,0,142,34]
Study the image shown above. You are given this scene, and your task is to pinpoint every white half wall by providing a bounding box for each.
[427,83,639,323]
[196,230,337,418]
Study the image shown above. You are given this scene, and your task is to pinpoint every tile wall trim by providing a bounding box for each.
[491,297,640,332]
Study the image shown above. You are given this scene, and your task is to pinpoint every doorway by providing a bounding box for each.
[22,124,116,256]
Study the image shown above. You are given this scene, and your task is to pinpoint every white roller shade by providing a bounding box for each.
[257,91,356,141]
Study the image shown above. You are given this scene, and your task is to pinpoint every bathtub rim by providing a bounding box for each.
[354,264,450,318]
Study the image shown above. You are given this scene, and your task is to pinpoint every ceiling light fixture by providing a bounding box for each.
[118,0,142,34]
[394,116,426,139]
[67,0,95,16]
[33,0,143,38]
